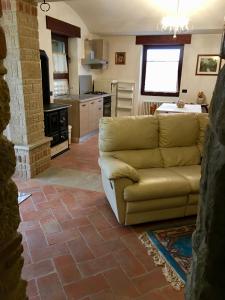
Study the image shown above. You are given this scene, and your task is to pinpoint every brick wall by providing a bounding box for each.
[14,141,51,179]
[1,0,51,179]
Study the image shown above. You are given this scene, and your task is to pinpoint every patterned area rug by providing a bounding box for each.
[139,224,195,290]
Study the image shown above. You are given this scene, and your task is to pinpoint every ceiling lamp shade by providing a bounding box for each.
[161,0,189,38]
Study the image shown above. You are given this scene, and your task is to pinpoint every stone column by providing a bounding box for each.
[1,0,51,179]
[186,65,225,299]
[0,1,27,299]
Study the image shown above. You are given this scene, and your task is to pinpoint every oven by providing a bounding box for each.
[103,96,111,117]
[44,107,69,147]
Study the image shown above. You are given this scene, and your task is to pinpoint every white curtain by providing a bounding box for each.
[53,79,69,96]
[53,53,68,73]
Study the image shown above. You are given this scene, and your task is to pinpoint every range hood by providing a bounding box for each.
[81,58,108,65]
[81,39,109,69]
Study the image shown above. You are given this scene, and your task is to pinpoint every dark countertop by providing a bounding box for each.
[54,93,112,102]
[44,103,72,112]
[54,94,104,102]
[84,93,112,98]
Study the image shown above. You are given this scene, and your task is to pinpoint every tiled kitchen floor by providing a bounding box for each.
[16,135,185,300]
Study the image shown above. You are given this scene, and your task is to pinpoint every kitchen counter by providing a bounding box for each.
[44,103,71,112]
[54,94,104,103]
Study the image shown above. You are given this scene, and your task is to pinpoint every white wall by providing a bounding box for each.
[180,34,221,103]
[95,33,222,113]
[37,2,222,108]
[94,36,143,113]
[38,1,96,96]
[94,36,141,81]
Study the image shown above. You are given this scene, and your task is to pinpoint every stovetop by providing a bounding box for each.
[85,91,108,95]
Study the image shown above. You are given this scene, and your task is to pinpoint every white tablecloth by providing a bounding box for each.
[156,103,202,114]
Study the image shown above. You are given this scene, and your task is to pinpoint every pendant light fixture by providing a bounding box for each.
[161,0,189,38]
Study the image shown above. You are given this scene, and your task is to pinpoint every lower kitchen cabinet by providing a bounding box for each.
[54,96,103,143]
[96,98,103,128]
[79,98,103,141]
[80,102,89,136]
[87,98,103,132]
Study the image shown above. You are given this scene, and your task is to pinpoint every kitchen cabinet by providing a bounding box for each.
[54,95,103,143]
[96,99,103,127]
[88,100,97,132]
[81,98,103,135]
[88,98,103,131]
[80,102,89,136]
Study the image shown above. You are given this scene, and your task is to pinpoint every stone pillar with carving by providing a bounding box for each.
[1,0,51,180]
[0,1,27,299]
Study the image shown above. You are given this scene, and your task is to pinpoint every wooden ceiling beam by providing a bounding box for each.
[136,34,192,45]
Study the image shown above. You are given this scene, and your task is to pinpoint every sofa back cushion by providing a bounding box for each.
[99,113,207,169]
[112,149,163,169]
[99,116,158,151]
[158,113,199,147]
[197,113,209,155]
[160,146,201,167]
[158,113,202,167]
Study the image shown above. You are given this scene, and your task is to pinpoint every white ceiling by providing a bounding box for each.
[66,0,225,35]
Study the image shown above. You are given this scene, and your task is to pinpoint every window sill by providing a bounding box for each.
[141,91,179,97]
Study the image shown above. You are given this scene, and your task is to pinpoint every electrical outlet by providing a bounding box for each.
[182,89,187,93]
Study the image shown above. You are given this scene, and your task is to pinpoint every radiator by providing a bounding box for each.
[142,101,162,115]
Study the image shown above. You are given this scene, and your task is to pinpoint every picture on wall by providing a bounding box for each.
[196,54,221,75]
[115,52,126,65]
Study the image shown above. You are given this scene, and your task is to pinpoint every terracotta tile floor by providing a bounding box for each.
[16,135,185,300]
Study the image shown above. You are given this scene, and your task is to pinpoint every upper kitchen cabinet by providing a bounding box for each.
[81,39,109,69]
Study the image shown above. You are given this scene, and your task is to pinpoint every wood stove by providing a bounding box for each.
[40,50,70,157]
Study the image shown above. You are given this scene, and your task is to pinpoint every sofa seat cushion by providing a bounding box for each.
[168,165,201,193]
[124,168,191,202]
[126,196,187,213]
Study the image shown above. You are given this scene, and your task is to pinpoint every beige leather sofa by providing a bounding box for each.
[98,113,208,225]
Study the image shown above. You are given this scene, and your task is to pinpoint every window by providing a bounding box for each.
[52,34,69,95]
[141,45,184,97]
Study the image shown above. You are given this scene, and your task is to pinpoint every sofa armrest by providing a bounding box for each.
[98,156,140,182]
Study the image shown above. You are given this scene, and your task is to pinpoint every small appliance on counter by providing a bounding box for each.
[79,75,112,117]
[40,50,71,158]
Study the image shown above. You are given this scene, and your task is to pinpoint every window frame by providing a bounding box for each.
[52,33,69,81]
[141,44,184,97]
